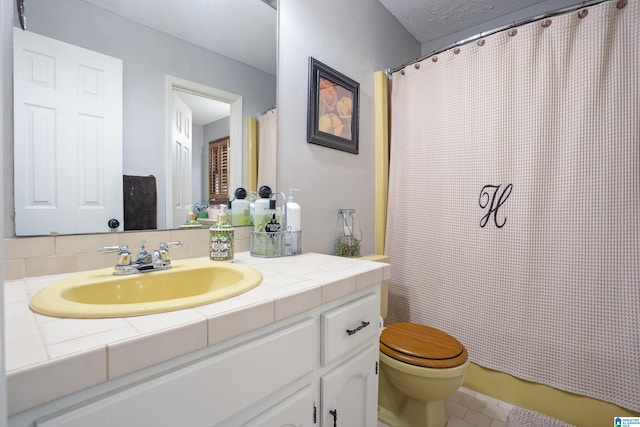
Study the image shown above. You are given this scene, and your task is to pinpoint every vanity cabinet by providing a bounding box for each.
[321,346,379,427]
[35,319,316,427]
[13,287,381,427]
[319,292,380,427]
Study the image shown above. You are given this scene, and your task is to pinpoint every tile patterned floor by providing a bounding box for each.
[378,386,514,427]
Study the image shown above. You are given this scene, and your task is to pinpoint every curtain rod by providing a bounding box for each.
[387,0,616,77]
[260,105,276,116]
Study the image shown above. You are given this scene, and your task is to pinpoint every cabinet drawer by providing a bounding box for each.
[321,293,379,365]
[36,318,315,427]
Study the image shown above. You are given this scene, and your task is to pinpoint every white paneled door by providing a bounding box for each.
[13,29,123,235]
[171,92,193,228]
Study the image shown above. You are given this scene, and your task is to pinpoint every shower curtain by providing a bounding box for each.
[258,107,277,189]
[385,0,639,412]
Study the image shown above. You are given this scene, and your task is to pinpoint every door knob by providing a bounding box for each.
[108,218,120,229]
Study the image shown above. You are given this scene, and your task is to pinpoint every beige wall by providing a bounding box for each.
[4,227,251,280]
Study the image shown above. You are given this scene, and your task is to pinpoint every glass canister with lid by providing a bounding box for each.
[335,208,362,257]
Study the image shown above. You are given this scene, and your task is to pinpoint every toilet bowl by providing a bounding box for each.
[354,255,468,427]
[378,322,469,427]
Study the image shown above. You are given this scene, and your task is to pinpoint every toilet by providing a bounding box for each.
[378,322,469,427]
[357,255,469,427]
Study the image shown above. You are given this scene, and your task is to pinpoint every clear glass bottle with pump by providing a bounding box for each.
[231,187,251,226]
[335,209,362,257]
[253,186,273,233]
[252,186,273,256]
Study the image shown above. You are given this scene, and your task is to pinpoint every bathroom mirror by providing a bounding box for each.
[10,0,276,235]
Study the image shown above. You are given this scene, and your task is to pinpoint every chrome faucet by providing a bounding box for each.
[99,241,183,275]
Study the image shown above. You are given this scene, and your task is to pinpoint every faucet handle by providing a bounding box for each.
[157,241,183,260]
[153,241,183,268]
[98,245,125,254]
[98,245,133,267]
[162,241,183,248]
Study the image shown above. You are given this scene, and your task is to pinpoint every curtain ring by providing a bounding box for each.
[400,70,405,75]
[432,56,438,63]
[578,9,588,19]
[477,39,485,47]
[542,19,552,28]
[415,63,420,69]
[453,48,461,55]
[508,29,517,37]
[616,0,627,9]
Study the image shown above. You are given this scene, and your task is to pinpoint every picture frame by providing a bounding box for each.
[307,57,360,154]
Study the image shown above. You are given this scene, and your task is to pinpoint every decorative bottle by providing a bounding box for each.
[210,205,234,261]
[264,199,283,256]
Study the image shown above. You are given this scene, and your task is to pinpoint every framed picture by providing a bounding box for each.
[307,57,360,154]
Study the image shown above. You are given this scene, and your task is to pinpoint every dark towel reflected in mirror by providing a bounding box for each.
[123,175,157,231]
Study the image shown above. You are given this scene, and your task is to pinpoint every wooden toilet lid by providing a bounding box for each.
[380,322,468,368]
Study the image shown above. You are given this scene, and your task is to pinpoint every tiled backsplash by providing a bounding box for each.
[3,227,252,280]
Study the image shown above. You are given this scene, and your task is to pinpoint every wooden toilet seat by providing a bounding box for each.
[380,322,468,368]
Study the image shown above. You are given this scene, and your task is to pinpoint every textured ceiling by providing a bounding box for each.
[377,0,549,45]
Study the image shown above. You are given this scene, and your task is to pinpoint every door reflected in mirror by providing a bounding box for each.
[165,76,242,230]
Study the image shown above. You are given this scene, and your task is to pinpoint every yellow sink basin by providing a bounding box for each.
[30,259,263,318]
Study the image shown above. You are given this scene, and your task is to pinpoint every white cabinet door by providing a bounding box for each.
[242,385,314,427]
[320,346,378,427]
[13,29,123,235]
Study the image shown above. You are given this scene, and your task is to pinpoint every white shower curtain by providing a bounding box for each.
[258,107,277,189]
[385,0,639,412]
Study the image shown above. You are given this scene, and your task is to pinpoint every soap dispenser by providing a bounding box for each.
[284,189,301,255]
[181,204,200,227]
[209,205,234,261]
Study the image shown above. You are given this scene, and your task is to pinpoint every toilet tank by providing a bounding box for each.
[357,254,390,319]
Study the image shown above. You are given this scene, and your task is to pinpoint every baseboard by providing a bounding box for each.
[463,363,639,427]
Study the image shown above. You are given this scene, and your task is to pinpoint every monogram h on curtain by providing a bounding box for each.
[479,184,512,228]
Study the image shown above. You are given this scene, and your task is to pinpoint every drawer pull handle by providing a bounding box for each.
[329,409,337,426]
[346,321,370,336]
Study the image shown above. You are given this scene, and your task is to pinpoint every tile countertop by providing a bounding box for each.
[4,252,389,415]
